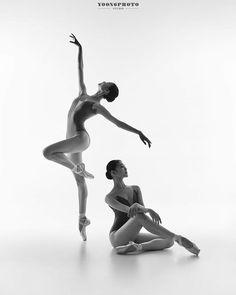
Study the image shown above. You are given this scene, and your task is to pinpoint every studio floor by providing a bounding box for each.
[1,227,235,295]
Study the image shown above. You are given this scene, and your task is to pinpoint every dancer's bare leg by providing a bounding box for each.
[70,153,88,214]
[70,152,90,241]
[74,173,88,215]
[134,233,174,251]
[111,213,199,255]
[43,132,90,170]
[110,213,175,248]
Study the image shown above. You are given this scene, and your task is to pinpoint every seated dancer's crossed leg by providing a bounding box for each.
[111,213,199,255]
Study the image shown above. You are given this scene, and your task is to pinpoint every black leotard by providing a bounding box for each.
[109,188,140,233]
[73,100,97,132]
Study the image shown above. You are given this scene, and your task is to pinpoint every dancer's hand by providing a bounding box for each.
[69,33,81,47]
[148,209,162,224]
[128,203,147,217]
[139,132,152,148]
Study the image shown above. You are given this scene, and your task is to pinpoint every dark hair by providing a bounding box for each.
[105,160,120,179]
[103,83,119,102]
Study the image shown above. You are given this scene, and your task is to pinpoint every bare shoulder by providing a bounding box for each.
[69,94,90,114]
[105,191,116,203]
[78,93,89,101]
[68,97,81,116]
[70,94,84,108]
[131,185,141,192]
[71,96,80,105]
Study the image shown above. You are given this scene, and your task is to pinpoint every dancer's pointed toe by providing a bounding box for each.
[79,217,91,241]
[176,236,200,256]
[83,171,95,179]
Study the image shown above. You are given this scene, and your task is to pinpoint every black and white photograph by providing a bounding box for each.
[1,1,236,294]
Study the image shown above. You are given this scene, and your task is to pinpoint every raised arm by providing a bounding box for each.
[94,104,152,147]
[69,33,87,95]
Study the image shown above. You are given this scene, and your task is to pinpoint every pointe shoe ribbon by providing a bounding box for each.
[72,163,94,179]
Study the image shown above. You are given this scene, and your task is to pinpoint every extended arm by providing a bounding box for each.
[70,34,87,95]
[94,104,152,147]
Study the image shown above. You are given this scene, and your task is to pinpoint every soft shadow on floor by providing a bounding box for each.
[2,232,235,295]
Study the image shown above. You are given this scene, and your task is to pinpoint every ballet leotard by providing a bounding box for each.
[73,100,97,132]
[109,188,140,233]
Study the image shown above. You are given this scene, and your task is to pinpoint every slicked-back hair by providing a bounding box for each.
[103,83,119,102]
[105,160,120,179]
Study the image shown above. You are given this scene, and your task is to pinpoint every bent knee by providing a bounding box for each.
[43,146,51,159]
[165,238,174,248]
[43,147,58,160]
[134,212,146,222]
[109,232,127,248]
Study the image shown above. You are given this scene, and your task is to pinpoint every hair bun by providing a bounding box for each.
[105,171,112,180]
[106,160,120,180]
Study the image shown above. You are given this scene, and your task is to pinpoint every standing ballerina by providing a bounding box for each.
[43,34,151,241]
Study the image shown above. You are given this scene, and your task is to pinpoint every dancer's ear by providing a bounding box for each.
[103,88,110,95]
[111,170,116,178]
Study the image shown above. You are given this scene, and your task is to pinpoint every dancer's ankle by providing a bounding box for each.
[174,235,181,242]
[136,243,143,251]
[72,164,79,173]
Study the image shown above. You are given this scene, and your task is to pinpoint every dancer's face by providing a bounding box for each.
[98,81,106,87]
[98,82,112,93]
[113,161,128,178]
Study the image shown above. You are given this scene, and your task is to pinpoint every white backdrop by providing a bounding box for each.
[1,0,236,244]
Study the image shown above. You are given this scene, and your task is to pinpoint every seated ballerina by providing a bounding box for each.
[105,160,200,255]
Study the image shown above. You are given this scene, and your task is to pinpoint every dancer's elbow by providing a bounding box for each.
[116,120,123,128]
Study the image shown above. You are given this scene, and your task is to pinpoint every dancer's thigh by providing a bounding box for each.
[109,217,142,247]
[69,152,82,165]
[47,132,90,154]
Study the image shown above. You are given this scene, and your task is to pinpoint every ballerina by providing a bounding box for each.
[105,160,200,255]
[43,34,151,241]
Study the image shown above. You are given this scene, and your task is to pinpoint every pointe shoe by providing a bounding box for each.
[176,236,200,256]
[79,217,91,241]
[115,241,142,254]
[72,163,94,179]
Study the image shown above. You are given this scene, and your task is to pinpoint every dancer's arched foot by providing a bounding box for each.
[72,163,94,179]
[175,236,200,256]
[116,241,143,254]
[79,217,91,241]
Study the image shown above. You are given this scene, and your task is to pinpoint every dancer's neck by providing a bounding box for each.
[113,178,126,190]
[90,91,104,101]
